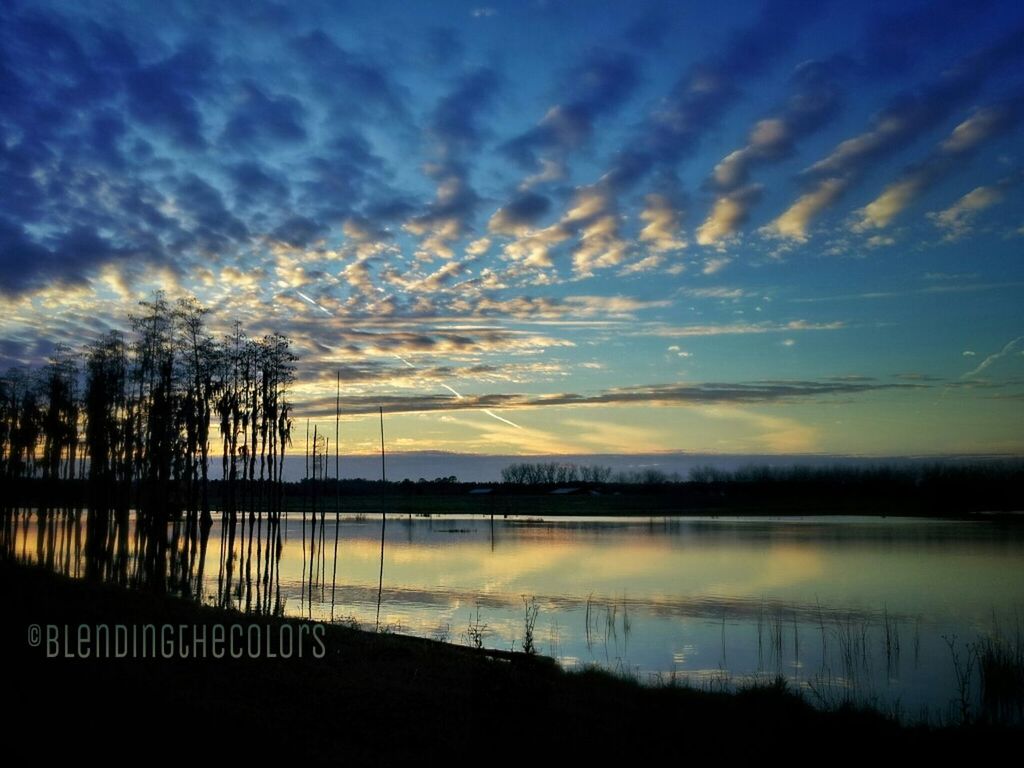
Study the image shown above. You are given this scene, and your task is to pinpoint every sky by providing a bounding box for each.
[1,0,1023,461]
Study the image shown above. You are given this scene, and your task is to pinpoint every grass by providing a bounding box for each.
[977,633,1024,724]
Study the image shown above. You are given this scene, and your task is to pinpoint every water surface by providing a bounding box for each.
[10,511,1024,722]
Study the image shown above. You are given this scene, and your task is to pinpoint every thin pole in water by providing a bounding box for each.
[309,424,318,614]
[300,418,309,611]
[375,405,386,631]
[331,370,340,622]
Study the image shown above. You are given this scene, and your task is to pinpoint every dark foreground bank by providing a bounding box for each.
[1,562,1015,762]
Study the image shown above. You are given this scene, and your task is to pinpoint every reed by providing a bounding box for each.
[943,634,977,725]
[465,606,488,649]
[976,626,1024,725]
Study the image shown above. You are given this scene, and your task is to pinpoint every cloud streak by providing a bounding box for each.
[297,378,923,418]
[766,28,1024,240]
[927,170,1024,239]
[854,100,1022,231]
[963,336,1024,378]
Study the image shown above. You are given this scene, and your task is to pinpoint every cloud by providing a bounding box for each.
[684,287,750,299]
[569,192,629,276]
[1,0,1021,450]
[764,178,847,241]
[854,101,1021,231]
[502,50,639,174]
[697,185,762,246]
[405,169,479,260]
[711,59,846,192]
[497,223,572,269]
[301,133,390,221]
[638,193,687,253]
[707,3,1000,245]
[296,377,923,418]
[494,184,631,276]
[701,256,733,275]
[963,336,1024,378]
[289,30,410,124]
[387,259,471,294]
[174,173,250,252]
[271,216,327,248]
[698,59,845,243]
[791,280,1024,303]
[642,320,844,338]
[0,216,165,296]
[470,294,668,321]
[766,30,1024,240]
[429,67,501,156]
[927,170,1024,239]
[488,193,552,235]
[229,161,291,209]
[493,0,828,277]
[0,217,58,294]
[221,81,307,148]
[601,0,828,194]
[407,68,501,260]
[126,43,215,149]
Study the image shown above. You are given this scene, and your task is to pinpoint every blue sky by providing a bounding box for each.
[1,0,1023,457]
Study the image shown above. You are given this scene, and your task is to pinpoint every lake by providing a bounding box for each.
[8,510,1024,723]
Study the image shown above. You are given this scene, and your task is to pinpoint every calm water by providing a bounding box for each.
[10,511,1024,722]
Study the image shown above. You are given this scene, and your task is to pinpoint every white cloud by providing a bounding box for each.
[702,256,732,275]
[643,319,845,338]
[696,185,761,246]
[928,184,1007,240]
[638,193,686,252]
[963,336,1024,378]
[854,105,1013,231]
[764,178,847,241]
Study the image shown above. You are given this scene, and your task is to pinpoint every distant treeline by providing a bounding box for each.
[488,460,1024,515]
[499,459,1024,488]
[6,456,1023,517]
[0,292,296,523]
[502,461,618,484]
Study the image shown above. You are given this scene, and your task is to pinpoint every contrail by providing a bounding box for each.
[483,409,523,429]
[393,354,417,369]
[963,335,1024,378]
[297,292,524,429]
[440,383,523,429]
[441,383,463,398]
[296,290,332,316]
